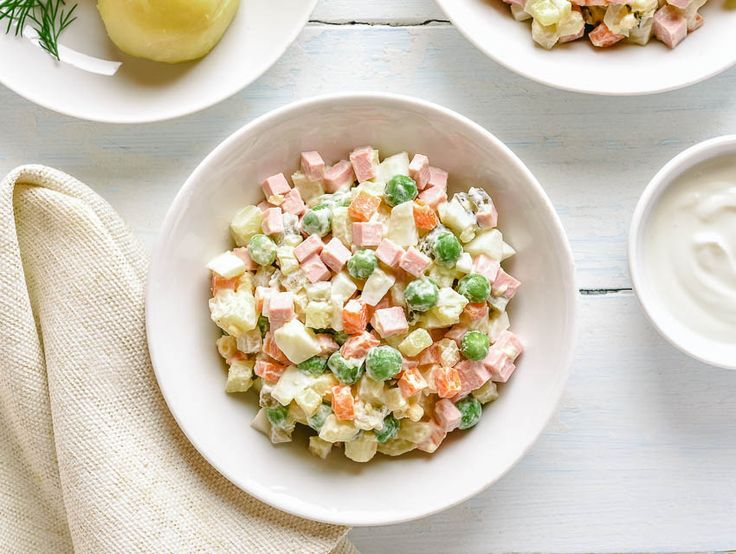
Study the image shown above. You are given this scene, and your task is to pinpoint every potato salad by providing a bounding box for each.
[207,147,524,462]
[503,0,707,49]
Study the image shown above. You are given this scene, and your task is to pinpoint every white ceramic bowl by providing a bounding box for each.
[630,136,736,370]
[0,1,315,123]
[146,93,578,526]
[435,0,736,95]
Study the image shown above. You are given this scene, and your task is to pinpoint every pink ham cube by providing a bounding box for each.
[484,350,517,383]
[301,151,325,181]
[416,422,447,454]
[653,5,688,48]
[255,286,275,315]
[473,254,500,282]
[294,234,324,262]
[315,333,339,355]
[282,188,306,216]
[352,222,383,247]
[492,330,524,360]
[257,200,272,212]
[476,205,498,229]
[444,325,467,347]
[418,343,441,366]
[232,247,259,271]
[375,238,405,268]
[434,399,462,432]
[492,268,521,299]
[261,173,291,199]
[323,160,355,193]
[589,23,625,47]
[418,184,448,209]
[399,247,432,277]
[321,237,352,272]
[349,146,378,182]
[452,359,491,400]
[268,291,295,330]
[409,154,431,190]
[666,0,691,10]
[302,254,332,283]
[371,306,409,338]
[261,207,284,235]
[427,167,448,191]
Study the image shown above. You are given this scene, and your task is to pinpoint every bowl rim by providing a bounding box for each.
[433,0,736,96]
[0,0,318,124]
[146,91,579,526]
[629,134,736,370]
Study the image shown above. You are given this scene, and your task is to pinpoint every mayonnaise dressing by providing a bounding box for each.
[645,155,736,344]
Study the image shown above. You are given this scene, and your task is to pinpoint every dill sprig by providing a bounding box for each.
[0,0,77,60]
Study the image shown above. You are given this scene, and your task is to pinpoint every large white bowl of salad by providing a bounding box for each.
[146,93,577,526]
[435,0,736,95]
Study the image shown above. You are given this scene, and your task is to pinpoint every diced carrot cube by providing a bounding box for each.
[263,332,289,364]
[254,358,287,384]
[413,202,439,231]
[434,365,462,398]
[342,299,371,335]
[211,274,239,295]
[399,366,428,398]
[341,331,380,358]
[462,302,489,320]
[331,385,355,420]
[348,190,381,222]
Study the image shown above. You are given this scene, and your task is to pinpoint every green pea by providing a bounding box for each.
[308,404,333,432]
[365,346,403,381]
[404,278,440,312]
[461,331,489,361]
[455,396,482,430]
[266,405,289,429]
[457,273,491,302]
[347,249,377,280]
[328,351,364,385]
[384,175,418,207]
[257,315,269,337]
[433,231,462,268]
[301,206,332,237]
[374,414,400,444]
[247,234,277,266]
[297,356,328,377]
[333,331,349,345]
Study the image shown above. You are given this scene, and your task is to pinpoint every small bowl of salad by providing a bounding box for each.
[435,0,736,95]
[146,93,577,526]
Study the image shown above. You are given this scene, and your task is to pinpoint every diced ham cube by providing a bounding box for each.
[254,358,287,384]
[262,207,284,235]
[321,237,352,273]
[452,359,491,400]
[409,154,431,190]
[211,274,239,296]
[462,302,489,321]
[427,167,448,191]
[323,160,355,193]
[316,333,340,355]
[444,325,468,347]
[416,422,447,454]
[492,330,524,360]
[418,184,448,209]
[473,254,501,282]
[352,222,383,247]
[418,343,441,366]
[349,146,377,182]
[294,234,324,262]
[589,23,625,47]
[261,173,291,199]
[399,247,432,277]
[434,365,462,398]
[398,366,428,398]
[402,358,420,372]
[282,188,306,216]
[342,299,371,335]
[653,5,688,48]
[341,331,380,358]
[301,151,325,181]
[484,350,517,383]
[255,286,274,315]
[666,0,691,9]
[331,385,355,420]
[375,238,405,268]
[492,268,521,299]
[232,247,259,271]
[476,206,498,229]
[302,254,332,283]
[262,331,289,364]
[434,398,462,433]
[268,291,295,329]
[374,294,392,311]
[257,200,272,212]
[371,306,409,338]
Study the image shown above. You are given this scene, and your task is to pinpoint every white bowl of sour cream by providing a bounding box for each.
[630,136,736,370]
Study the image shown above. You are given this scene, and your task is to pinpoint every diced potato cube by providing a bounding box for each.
[209,289,258,337]
[296,388,323,417]
[464,229,504,259]
[309,436,333,459]
[207,251,246,279]
[344,432,378,463]
[439,197,476,242]
[319,414,360,443]
[361,267,396,306]
[311,373,339,398]
[273,319,321,364]
[387,201,418,247]
[398,329,433,357]
[306,281,332,301]
[376,152,410,184]
[226,359,254,393]
[473,380,499,404]
[377,438,415,456]
[250,407,270,435]
[397,420,433,443]
[331,206,353,247]
[305,300,333,330]
[230,205,263,247]
[236,329,262,354]
[277,245,300,275]
[216,335,237,360]
[271,366,314,406]
[292,171,325,204]
[427,287,468,328]
[383,387,408,414]
[288,402,309,425]
[357,375,385,405]
[331,271,358,300]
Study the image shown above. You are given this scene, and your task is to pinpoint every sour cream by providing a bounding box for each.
[644,155,736,344]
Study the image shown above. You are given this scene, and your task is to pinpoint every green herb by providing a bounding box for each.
[0,0,78,60]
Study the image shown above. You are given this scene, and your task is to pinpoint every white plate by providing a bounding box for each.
[146,93,578,526]
[435,0,736,95]
[0,1,316,123]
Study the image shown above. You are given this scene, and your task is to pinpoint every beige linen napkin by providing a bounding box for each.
[0,165,355,553]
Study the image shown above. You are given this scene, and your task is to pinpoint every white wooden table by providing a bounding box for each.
[2,1,735,552]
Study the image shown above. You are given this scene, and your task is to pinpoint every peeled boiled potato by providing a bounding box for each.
[97,0,241,63]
